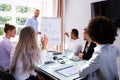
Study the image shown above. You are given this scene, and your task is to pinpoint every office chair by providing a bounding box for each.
[0,66,15,80]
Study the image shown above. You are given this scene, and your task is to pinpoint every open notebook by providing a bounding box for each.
[55,65,79,77]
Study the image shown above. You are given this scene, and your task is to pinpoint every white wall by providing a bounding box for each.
[65,0,91,46]
[114,29,120,48]
[90,0,106,3]
[64,0,120,48]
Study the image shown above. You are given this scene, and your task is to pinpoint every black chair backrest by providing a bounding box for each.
[0,67,15,80]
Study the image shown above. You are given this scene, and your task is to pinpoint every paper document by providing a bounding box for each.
[55,65,79,77]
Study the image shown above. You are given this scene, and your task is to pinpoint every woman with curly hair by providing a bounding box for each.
[79,16,120,80]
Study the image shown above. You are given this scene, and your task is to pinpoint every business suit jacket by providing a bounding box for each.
[82,41,96,60]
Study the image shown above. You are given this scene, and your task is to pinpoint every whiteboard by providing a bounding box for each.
[40,17,61,46]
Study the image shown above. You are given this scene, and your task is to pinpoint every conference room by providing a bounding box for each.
[0,0,120,80]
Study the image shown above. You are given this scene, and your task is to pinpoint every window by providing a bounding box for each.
[0,0,55,39]
[0,0,60,51]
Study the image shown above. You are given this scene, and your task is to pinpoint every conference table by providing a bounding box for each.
[36,52,87,80]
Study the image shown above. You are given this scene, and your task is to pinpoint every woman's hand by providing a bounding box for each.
[78,53,84,59]
[41,35,48,50]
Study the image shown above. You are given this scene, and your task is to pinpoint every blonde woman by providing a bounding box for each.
[10,26,47,80]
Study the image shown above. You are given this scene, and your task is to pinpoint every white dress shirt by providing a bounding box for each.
[66,38,82,60]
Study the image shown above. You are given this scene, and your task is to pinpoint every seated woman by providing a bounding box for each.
[78,27,96,60]
[0,23,16,72]
[10,26,47,80]
[79,16,120,80]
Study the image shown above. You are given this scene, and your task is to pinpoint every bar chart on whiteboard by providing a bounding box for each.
[40,17,61,46]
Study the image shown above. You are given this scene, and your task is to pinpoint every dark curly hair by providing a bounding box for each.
[87,16,118,44]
